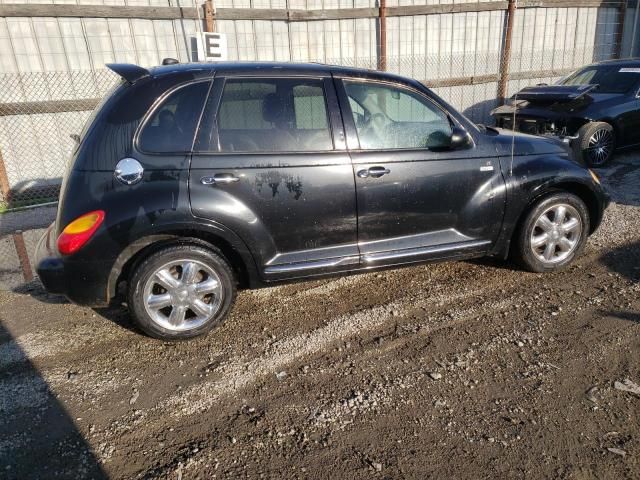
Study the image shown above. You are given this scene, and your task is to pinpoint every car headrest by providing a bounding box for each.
[262,93,292,126]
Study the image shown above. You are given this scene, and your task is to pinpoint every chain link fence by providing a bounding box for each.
[0,1,629,289]
[0,69,118,209]
[0,50,618,208]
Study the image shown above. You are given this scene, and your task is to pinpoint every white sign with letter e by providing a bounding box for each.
[195,32,228,62]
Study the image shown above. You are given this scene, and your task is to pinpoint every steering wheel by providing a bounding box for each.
[365,112,386,128]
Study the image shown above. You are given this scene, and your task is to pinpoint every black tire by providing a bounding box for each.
[573,122,615,167]
[128,243,236,340]
[512,192,590,273]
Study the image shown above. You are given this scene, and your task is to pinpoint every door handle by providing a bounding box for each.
[357,166,391,179]
[200,173,240,185]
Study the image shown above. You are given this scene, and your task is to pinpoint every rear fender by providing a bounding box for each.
[107,220,261,300]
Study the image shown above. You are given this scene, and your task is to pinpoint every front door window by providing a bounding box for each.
[343,80,452,150]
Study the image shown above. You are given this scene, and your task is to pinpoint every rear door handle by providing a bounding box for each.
[357,166,391,179]
[201,173,240,185]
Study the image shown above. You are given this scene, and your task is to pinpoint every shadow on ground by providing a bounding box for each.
[12,281,68,305]
[599,310,640,323]
[0,321,107,479]
[13,280,141,336]
[599,239,640,283]
[599,238,640,325]
[93,303,141,336]
[596,152,640,208]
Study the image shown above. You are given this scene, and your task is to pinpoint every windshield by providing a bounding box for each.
[560,65,640,94]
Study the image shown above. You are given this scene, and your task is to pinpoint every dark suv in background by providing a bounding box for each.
[36,61,608,340]
[492,59,640,166]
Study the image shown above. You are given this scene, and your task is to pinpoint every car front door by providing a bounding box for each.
[335,77,504,266]
[190,75,358,280]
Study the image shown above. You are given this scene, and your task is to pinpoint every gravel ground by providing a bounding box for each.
[1,154,639,479]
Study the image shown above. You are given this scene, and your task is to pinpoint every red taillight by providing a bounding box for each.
[57,210,105,255]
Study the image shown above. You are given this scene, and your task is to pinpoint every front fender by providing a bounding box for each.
[490,152,607,258]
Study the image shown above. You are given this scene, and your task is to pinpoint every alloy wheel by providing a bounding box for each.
[586,128,614,166]
[142,259,223,332]
[530,204,582,264]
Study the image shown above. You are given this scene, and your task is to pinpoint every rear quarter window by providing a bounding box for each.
[138,81,210,153]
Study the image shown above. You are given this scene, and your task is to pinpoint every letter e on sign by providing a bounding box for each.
[203,33,228,62]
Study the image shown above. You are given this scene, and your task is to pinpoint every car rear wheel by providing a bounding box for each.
[128,244,236,340]
[574,122,615,167]
[513,193,590,273]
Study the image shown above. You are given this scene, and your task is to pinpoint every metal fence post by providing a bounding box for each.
[0,146,10,206]
[614,0,628,58]
[630,0,640,57]
[497,0,516,104]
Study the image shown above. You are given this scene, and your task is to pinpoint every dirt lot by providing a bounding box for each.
[1,154,639,479]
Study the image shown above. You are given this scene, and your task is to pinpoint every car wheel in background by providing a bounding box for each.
[574,122,615,167]
[513,192,590,273]
[128,244,236,340]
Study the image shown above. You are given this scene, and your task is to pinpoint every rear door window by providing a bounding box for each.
[215,78,333,153]
[138,81,210,153]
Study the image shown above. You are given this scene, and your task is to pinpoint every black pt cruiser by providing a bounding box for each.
[36,61,609,340]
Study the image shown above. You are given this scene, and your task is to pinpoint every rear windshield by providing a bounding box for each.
[560,65,640,94]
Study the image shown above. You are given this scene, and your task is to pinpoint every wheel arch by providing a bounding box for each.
[593,118,620,143]
[526,181,601,231]
[497,181,603,259]
[107,227,260,302]
[578,118,618,142]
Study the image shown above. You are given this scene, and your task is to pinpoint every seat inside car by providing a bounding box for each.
[218,83,333,153]
[261,93,297,151]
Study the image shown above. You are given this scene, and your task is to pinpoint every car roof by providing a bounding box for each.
[148,61,419,85]
[591,58,640,68]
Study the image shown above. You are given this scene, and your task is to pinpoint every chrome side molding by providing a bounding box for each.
[264,239,491,274]
[362,240,490,263]
[264,255,359,274]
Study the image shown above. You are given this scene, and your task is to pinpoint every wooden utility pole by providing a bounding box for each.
[0,147,11,206]
[378,0,387,71]
[497,0,516,104]
[204,0,215,32]
[13,232,33,282]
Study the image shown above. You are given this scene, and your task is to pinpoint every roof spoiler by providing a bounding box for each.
[106,63,150,84]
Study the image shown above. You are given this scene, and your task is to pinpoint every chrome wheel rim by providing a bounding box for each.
[143,259,223,332]
[530,204,582,265]
[586,128,613,166]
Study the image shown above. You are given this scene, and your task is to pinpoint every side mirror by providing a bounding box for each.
[450,126,473,150]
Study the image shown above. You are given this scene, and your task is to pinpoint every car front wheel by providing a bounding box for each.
[574,122,615,167]
[128,243,236,340]
[513,193,590,273]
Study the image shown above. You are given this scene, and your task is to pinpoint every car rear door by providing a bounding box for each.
[190,74,358,280]
[335,76,504,267]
